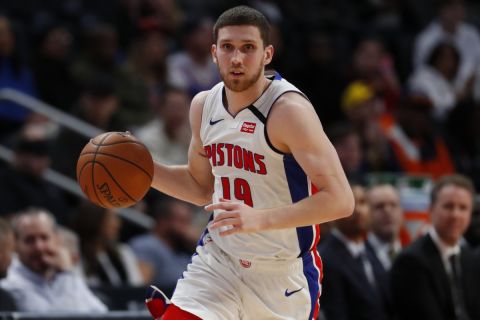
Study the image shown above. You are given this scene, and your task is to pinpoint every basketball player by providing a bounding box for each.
[147,5,354,320]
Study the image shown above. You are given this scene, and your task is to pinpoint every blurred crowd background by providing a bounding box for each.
[0,0,480,319]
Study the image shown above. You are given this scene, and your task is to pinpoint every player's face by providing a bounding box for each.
[212,25,273,92]
[430,185,472,246]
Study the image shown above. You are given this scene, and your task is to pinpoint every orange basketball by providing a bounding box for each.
[76,131,154,209]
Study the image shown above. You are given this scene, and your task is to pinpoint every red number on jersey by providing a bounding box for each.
[220,177,253,207]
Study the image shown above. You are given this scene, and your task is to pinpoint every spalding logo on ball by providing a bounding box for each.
[76,131,154,208]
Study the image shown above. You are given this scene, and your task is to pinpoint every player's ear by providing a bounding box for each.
[264,45,274,65]
[211,44,218,64]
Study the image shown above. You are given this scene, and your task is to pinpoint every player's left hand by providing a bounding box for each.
[205,198,266,236]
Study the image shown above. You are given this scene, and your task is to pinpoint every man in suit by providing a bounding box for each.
[320,184,389,320]
[391,174,480,320]
[365,184,403,272]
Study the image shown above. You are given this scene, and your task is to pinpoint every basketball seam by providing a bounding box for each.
[90,140,147,147]
[93,161,138,203]
[92,132,114,207]
[78,151,153,179]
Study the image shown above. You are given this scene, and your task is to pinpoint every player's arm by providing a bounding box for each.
[207,92,354,235]
[151,91,214,206]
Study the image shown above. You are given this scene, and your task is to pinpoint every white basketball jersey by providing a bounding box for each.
[199,73,320,262]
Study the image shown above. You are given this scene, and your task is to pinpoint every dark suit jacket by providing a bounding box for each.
[390,233,480,320]
[319,234,389,320]
[365,239,394,317]
[0,287,17,311]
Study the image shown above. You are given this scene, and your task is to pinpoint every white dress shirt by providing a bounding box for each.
[428,227,461,275]
[367,233,401,271]
[0,258,107,313]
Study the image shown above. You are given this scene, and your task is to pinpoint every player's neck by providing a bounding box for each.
[225,76,271,116]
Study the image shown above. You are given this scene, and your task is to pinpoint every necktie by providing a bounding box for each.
[358,251,376,288]
[387,246,397,262]
[448,254,470,320]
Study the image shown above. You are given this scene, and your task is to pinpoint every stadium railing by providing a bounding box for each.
[0,88,154,229]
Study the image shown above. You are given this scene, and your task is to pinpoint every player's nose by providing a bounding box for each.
[231,49,243,65]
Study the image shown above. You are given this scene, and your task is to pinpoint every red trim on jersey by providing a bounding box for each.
[312,249,323,319]
[162,304,202,320]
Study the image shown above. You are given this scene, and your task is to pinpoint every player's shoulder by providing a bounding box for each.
[191,90,210,109]
[270,90,315,120]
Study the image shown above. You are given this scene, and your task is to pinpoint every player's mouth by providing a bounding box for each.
[230,71,244,77]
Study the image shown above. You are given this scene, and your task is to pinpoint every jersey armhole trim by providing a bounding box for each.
[264,90,309,156]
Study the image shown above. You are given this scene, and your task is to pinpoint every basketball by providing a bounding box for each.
[76,131,154,209]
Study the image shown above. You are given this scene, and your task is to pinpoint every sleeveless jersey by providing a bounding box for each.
[199,74,320,262]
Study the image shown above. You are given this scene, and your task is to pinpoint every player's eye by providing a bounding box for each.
[244,44,255,51]
[222,43,233,50]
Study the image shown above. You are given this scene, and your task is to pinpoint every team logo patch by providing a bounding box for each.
[240,122,256,134]
[239,259,252,268]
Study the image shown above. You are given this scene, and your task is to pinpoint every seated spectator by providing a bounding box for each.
[391,174,480,320]
[341,81,391,171]
[31,23,77,112]
[320,184,390,320]
[366,184,405,272]
[347,36,401,112]
[0,208,107,312]
[166,16,220,97]
[409,41,474,123]
[71,201,144,287]
[129,196,198,294]
[0,217,17,311]
[380,92,456,178]
[0,15,37,139]
[117,23,168,126]
[413,0,480,102]
[133,86,190,164]
[50,74,121,180]
[0,127,69,223]
[328,121,369,184]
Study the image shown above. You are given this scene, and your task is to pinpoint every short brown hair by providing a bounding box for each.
[430,174,475,205]
[213,6,270,46]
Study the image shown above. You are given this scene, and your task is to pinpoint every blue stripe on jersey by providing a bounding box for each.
[274,71,282,80]
[197,213,214,247]
[283,154,314,256]
[302,252,321,320]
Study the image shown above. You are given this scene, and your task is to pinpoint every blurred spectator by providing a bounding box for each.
[366,184,404,272]
[0,208,107,312]
[71,201,144,287]
[341,81,391,171]
[0,126,69,223]
[290,31,345,124]
[413,0,480,102]
[31,24,77,112]
[57,226,81,272]
[320,184,390,320]
[409,41,474,122]
[380,92,456,178]
[134,86,190,164]
[328,121,368,184]
[391,174,480,320]
[129,197,198,294]
[166,16,220,97]
[117,25,168,126]
[141,0,184,36]
[50,74,120,180]
[348,36,401,112]
[0,217,17,311]
[70,23,119,87]
[0,15,37,138]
